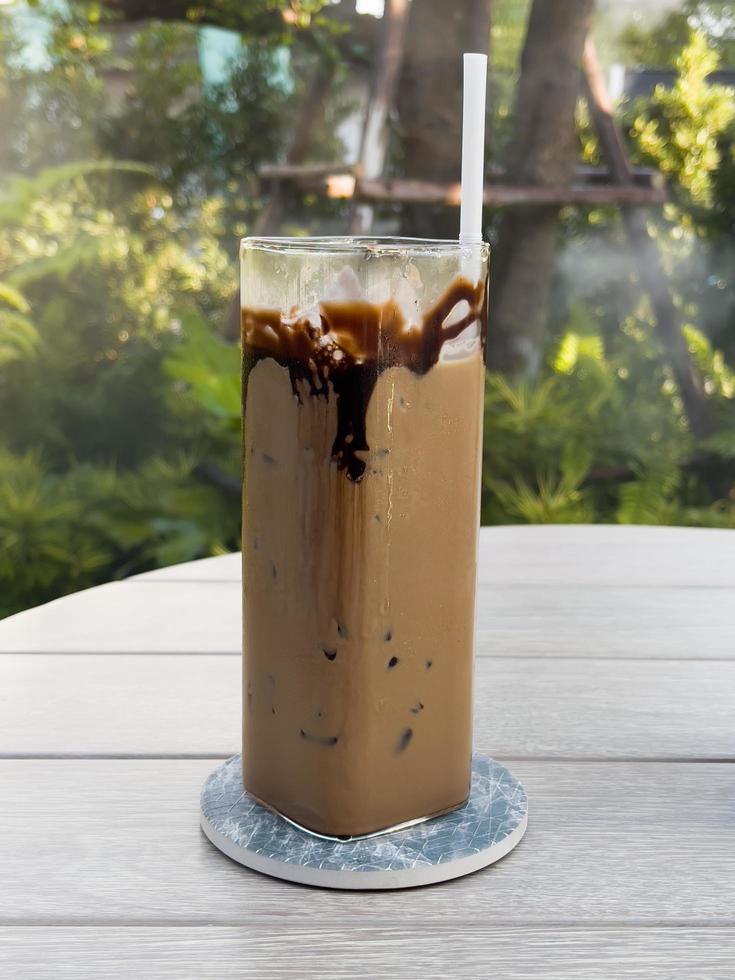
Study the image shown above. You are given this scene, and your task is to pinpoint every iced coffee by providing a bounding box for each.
[241,237,489,838]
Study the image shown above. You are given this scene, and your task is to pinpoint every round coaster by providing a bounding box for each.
[200,754,527,889]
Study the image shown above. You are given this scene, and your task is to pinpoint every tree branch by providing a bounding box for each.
[488,0,595,374]
[100,1,380,65]
[102,0,287,38]
[193,461,240,498]
[582,36,712,439]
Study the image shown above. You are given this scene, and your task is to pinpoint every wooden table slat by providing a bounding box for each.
[1,654,733,759]
[2,524,734,977]
[130,525,735,587]
[2,925,734,980]
[1,760,733,925]
[1,580,733,659]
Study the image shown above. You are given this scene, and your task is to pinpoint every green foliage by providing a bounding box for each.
[0,307,38,366]
[0,153,242,620]
[0,448,112,615]
[489,23,735,536]
[684,323,735,396]
[619,29,735,360]
[0,448,239,618]
[0,160,153,223]
[486,449,595,525]
[164,313,240,422]
[617,2,735,67]
[0,0,356,616]
[0,278,38,366]
[99,24,291,207]
[0,281,30,312]
[484,305,681,525]
[0,165,233,464]
[616,459,682,525]
[630,31,735,208]
[100,0,329,39]
[1,2,735,619]
[482,303,735,529]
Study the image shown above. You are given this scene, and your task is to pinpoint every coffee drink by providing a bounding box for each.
[241,238,488,838]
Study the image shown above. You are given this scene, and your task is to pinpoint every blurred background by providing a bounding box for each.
[0,0,733,618]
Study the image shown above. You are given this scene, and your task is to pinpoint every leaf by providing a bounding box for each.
[702,429,735,459]
[553,331,605,375]
[616,460,680,525]
[0,282,31,314]
[486,469,593,525]
[0,160,154,225]
[561,442,594,489]
[683,324,735,399]
[164,313,240,419]
[0,311,40,366]
[553,332,581,375]
[7,239,108,289]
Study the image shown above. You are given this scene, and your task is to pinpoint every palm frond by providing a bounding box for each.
[0,310,40,366]
[0,281,31,314]
[0,160,154,225]
[164,313,240,419]
[616,459,680,525]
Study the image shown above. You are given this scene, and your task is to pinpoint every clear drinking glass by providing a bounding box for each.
[240,237,489,839]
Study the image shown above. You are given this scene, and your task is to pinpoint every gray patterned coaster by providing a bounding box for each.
[200,754,527,889]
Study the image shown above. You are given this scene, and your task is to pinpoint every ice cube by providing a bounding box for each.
[440,324,482,360]
[283,303,320,331]
[366,263,424,323]
[324,267,367,303]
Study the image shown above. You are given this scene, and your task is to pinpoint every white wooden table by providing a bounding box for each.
[1,525,734,978]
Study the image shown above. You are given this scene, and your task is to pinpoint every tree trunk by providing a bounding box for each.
[350,0,410,233]
[488,0,595,374]
[396,0,492,239]
[254,57,336,237]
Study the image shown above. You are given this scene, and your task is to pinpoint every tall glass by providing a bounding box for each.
[240,237,489,838]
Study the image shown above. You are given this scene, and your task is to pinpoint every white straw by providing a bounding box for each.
[459,53,488,245]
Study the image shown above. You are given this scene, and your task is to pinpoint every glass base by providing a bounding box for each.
[247,789,470,843]
[201,754,528,889]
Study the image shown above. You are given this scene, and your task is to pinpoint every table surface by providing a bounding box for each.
[1,524,734,979]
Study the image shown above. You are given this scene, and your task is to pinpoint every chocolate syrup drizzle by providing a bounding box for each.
[241,276,488,481]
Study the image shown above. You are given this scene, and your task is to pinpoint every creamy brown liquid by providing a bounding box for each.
[241,277,486,837]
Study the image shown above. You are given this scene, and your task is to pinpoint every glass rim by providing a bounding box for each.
[240,236,489,257]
